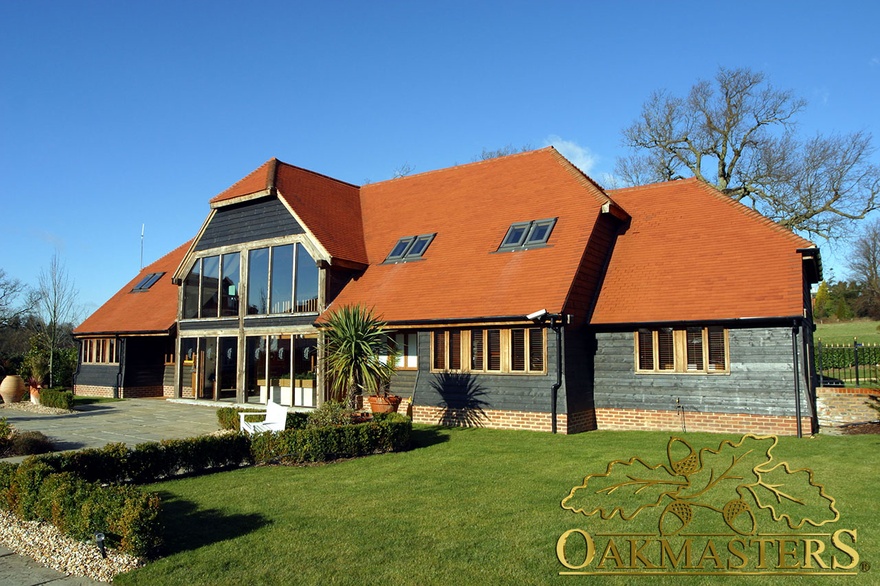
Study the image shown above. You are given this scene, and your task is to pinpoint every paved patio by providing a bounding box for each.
[1,398,222,462]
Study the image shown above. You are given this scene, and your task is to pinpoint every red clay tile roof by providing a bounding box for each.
[322,147,616,324]
[210,158,367,265]
[74,241,192,336]
[591,178,816,325]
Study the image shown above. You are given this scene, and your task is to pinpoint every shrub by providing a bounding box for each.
[39,387,74,410]
[0,418,10,455]
[8,431,53,456]
[306,401,354,428]
[250,413,411,464]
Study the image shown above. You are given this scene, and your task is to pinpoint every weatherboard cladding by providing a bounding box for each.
[76,364,119,388]
[592,328,811,417]
[194,198,304,251]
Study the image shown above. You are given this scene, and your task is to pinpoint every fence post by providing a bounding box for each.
[854,337,861,388]
[817,339,823,387]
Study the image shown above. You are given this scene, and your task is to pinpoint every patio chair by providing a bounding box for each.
[240,400,288,434]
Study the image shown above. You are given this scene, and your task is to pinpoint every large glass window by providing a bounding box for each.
[183,261,200,319]
[270,245,294,314]
[220,253,240,317]
[200,256,220,318]
[247,248,270,315]
[295,245,319,313]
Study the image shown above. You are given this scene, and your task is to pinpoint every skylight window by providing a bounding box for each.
[131,272,165,292]
[385,234,435,263]
[498,218,557,251]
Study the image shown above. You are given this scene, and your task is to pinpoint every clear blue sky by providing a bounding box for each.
[1,0,877,318]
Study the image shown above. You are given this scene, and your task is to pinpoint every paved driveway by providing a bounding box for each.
[1,398,222,462]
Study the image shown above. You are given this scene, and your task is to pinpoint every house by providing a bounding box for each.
[73,148,822,435]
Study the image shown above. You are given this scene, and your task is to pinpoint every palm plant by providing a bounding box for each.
[323,304,397,408]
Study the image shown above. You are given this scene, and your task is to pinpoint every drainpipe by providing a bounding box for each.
[549,315,564,435]
[115,336,124,399]
[792,322,802,438]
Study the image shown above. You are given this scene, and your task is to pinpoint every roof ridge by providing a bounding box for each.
[273,158,361,189]
[366,146,557,187]
[607,176,699,194]
[546,147,618,208]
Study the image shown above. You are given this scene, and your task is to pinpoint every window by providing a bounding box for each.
[131,272,164,292]
[432,327,545,374]
[635,327,728,374]
[390,332,418,370]
[498,218,557,251]
[80,338,119,364]
[385,234,435,263]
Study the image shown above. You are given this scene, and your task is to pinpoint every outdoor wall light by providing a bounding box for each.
[95,532,106,558]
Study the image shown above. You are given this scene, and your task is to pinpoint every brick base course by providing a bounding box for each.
[74,384,164,399]
[412,405,598,434]
[594,407,813,436]
[817,387,880,427]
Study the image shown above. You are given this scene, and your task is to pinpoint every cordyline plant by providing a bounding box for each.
[323,304,398,408]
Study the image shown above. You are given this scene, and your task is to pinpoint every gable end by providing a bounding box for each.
[194,197,304,251]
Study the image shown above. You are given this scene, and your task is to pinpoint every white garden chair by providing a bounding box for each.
[240,400,288,433]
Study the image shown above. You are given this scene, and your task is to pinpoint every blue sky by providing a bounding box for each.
[1,0,878,318]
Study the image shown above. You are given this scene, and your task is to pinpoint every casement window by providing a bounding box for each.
[386,332,418,370]
[385,234,436,263]
[635,327,728,374]
[432,327,545,374]
[80,338,119,364]
[498,218,557,251]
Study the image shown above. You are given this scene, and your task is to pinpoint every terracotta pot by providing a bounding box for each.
[0,375,26,404]
[367,395,402,414]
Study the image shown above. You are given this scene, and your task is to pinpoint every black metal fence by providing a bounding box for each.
[815,340,880,388]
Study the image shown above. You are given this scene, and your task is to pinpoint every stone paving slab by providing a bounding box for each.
[0,398,223,583]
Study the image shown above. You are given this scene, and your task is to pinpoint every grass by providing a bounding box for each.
[112,426,878,585]
[72,395,124,407]
[815,319,880,345]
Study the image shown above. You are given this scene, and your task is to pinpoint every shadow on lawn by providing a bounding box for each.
[157,492,270,555]
[409,426,451,450]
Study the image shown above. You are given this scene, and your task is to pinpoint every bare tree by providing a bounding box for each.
[848,219,880,318]
[474,143,532,161]
[0,269,37,327]
[392,162,416,178]
[37,252,79,387]
[616,67,880,239]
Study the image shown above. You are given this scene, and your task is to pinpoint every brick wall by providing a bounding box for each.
[73,384,165,399]
[412,405,600,434]
[73,384,114,398]
[595,407,813,436]
[817,387,880,427]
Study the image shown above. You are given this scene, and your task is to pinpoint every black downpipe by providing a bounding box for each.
[115,336,123,399]
[792,323,802,438]
[551,317,563,434]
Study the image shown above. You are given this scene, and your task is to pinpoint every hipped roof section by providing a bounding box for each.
[74,241,192,336]
[210,158,367,266]
[321,147,625,324]
[591,178,819,325]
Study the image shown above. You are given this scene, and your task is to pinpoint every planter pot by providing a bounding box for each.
[0,375,26,404]
[368,395,402,414]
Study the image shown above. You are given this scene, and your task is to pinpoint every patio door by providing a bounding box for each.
[197,337,217,400]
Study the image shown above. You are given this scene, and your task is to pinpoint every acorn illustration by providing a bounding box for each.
[722,499,756,535]
[667,438,701,476]
[659,500,693,536]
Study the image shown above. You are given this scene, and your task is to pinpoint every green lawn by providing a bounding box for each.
[72,395,124,407]
[114,427,878,586]
[815,319,880,345]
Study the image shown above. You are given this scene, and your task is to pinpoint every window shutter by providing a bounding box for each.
[471,329,484,370]
[637,329,653,370]
[433,331,446,370]
[487,329,501,371]
[528,328,544,371]
[708,327,726,371]
[449,330,461,370]
[686,327,704,371]
[658,329,674,370]
[511,329,526,371]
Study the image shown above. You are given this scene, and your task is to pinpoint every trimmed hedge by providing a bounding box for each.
[0,460,161,557]
[250,412,411,464]
[217,406,309,432]
[39,387,75,410]
[33,433,253,484]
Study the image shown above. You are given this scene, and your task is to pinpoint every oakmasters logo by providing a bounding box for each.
[556,435,864,576]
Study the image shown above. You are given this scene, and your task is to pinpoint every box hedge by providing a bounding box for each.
[39,387,75,410]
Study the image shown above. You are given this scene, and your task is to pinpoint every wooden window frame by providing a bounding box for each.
[431,328,546,375]
[634,327,729,374]
[81,338,120,365]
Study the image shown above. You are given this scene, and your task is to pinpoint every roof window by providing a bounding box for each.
[498,218,557,251]
[131,272,165,292]
[385,234,435,263]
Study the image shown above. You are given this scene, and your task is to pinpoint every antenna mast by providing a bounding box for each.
[140,224,145,271]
